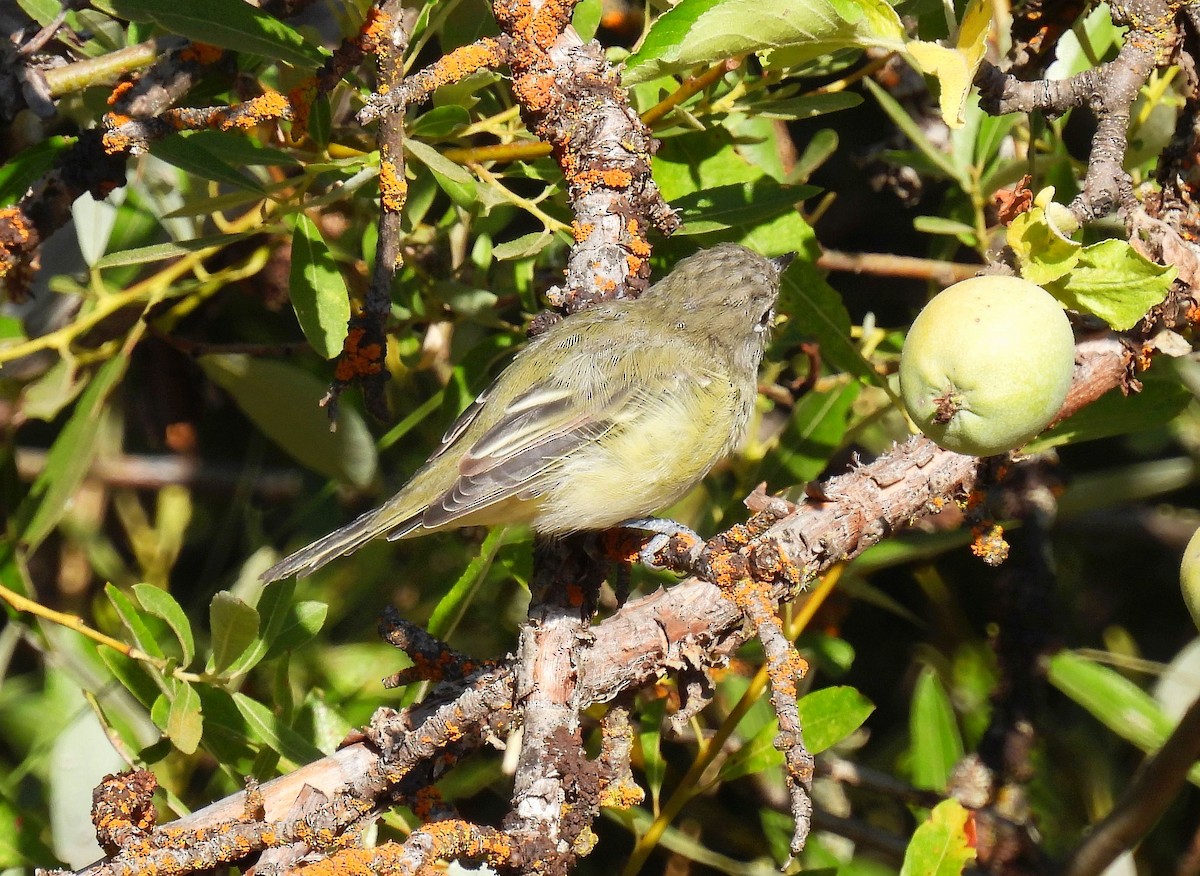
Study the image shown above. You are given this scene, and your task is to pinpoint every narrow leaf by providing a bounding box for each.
[94,233,257,269]
[289,215,351,359]
[16,356,127,553]
[200,354,378,488]
[151,134,265,193]
[233,692,324,764]
[910,667,963,791]
[134,584,195,666]
[105,584,166,660]
[405,139,477,208]
[108,0,325,68]
[671,182,818,235]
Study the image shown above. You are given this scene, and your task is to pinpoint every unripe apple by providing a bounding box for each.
[1180,527,1200,632]
[899,276,1076,456]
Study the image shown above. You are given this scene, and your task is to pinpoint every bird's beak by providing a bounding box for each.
[771,252,797,273]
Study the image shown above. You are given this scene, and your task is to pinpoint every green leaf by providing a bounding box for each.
[900,799,977,876]
[15,356,127,553]
[1006,206,1081,285]
[909,667,962,791]
[97,648,161,708]
[209,591,261,676]
[167,680,203,755]
[636,698,668,809]
[758,379,860,487]
[199,354,378,488]
[624,0,905,84]
[0,136,72,206]
[493,231,556,261]
[778,258,880,384]
[913,216,978,241]
[262,600,328,659]
[150,133,265,194]
[405,139,478,208]
[105,584,166,660]
[1045,239,1175,331]
[719,718,784,782]
[1048,650,1200,784]
[865,78,967,186]
[107,0,325,68]
[427,528,506,639]
[1029,363,1192,451]
[180,130,301,166]
[799,685,875,754]
[670,182,818,235]
[409,105,472,139]
[134,584,194,666]
[747,91,863,121]
[288,215,351,359]
[573,0,603,40]
[94,232,259,269]
[308,93,332,149]
[19,358,82,422]
[233,692,324,764]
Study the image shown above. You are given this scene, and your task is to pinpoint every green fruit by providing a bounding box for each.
[1181,527,1200,632]
[899,276,1076,456]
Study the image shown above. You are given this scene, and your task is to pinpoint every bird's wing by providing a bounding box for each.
[412,381,630,532]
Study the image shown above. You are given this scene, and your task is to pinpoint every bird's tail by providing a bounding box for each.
[259,504,417,582]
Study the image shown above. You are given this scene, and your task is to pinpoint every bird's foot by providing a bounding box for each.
[619,518,705,573]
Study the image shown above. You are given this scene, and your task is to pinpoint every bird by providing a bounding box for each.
[260,244,794,582]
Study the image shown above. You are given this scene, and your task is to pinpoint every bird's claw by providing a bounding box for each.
[620,518,704,573]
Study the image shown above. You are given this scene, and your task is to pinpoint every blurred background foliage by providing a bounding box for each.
[0,0,1198,873]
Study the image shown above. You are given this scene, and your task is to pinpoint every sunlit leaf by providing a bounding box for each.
[166,680,203,755]
[624,0,906,84]
[289,215,351,359]
[209,591,261,676]
[1045,239,1175,330]
[900,799,977,876]
[106,0,326,68]
[135,584,195,666]
[909,667,962,791]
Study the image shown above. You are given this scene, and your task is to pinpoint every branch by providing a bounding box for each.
[1064,692,1200,876]
[974,0,1184,223]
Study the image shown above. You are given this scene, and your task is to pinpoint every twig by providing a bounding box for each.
[974,0,1183,223]
[816,249,980,285]
[1064,692,1200,876]
[322,1,414,422]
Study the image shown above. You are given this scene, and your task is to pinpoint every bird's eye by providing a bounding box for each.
[756,307,775,332]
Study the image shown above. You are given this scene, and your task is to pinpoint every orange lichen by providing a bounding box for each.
[379,158,408,213]
[572,168,633,193]
[512,72,556,113]
[572,221,594,242]
[970,523,1010,565]
[180,42,224,65]
[288,80,317,135]
[101,114,133,153]
[334,325,385,382]
[221,90,291,129]
[359,7,392,54]
[107,80,135,106]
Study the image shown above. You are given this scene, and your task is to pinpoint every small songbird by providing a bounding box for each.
[260,244,794,582]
